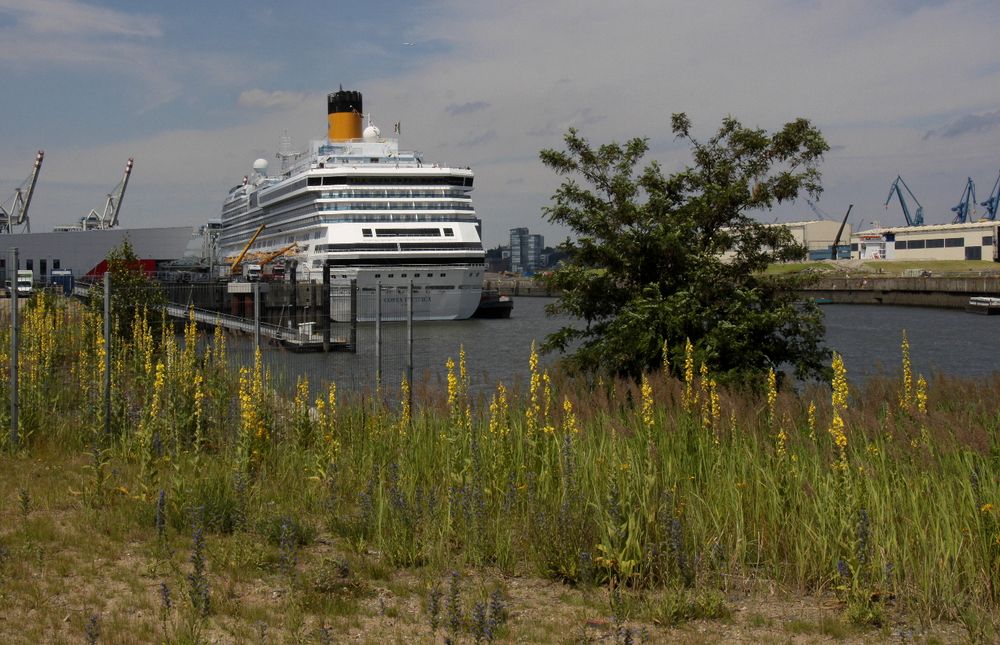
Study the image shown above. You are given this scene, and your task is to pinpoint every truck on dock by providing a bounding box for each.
[15,270,33,296]
[244,264,262,282]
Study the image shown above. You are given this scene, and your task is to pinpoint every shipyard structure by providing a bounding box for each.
[851,221,1000,262]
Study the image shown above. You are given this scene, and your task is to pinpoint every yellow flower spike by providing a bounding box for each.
[542,370,553,431]
[828,353,850,473]
[683,338,695,411]
[459,344,467,388]
[807,401,816,440]
[916,374,927,415]
[899,330,912,411]
[709,378,721,431]
[662,339,669,374]
[399,376,411,435]
[640,373,654,431]
[562,396,579,435]
[446,356,457,411]
[767,368,777,426]
[192,372,205,451]
[527,341,541,436]
[488,381,510,437]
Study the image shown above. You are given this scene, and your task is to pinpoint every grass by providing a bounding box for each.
[0,291,997,643]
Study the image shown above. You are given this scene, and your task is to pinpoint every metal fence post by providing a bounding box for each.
[9,247,18,448]
[103,271,112,438]
[322,264,330,352]
[375,281,382,390]
[407,280,413,414]
[253,281,261,350]
[349,279,357,353]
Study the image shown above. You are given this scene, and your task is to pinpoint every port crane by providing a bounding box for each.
[884,175,924,227]
[255,242,299,267]
[229,223,266,276]
[980,170,1000,221]
[806,199,830,220]
[830,204,854,260]
[0,151,44,234]
[82,158,133,230]
[950,177,977,224]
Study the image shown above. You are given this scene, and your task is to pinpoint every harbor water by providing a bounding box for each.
[248,297,1000,395]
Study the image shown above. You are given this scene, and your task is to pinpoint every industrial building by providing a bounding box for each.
[850,221,999,262]
[0,226,207,284]
[778,220,853,260]
[719,220,851,262]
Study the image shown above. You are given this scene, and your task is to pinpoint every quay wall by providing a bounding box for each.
[165,274,1000,312]
[799,276,1000,309]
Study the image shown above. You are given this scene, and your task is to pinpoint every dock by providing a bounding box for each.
[72,282,352,351]
[164,303,352,351]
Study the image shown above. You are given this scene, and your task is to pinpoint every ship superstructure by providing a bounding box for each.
[219,89,485,320]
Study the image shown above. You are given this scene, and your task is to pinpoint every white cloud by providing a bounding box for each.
[0,0,160,38]
[237,90,309,110]
[4,1,1000,246]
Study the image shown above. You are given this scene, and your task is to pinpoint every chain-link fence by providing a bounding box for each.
[2,268,430,446]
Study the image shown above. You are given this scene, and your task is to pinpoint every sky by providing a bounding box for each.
[1,0,999,248]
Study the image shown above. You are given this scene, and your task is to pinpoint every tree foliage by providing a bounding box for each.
[540,115,831,385]
[88,237,165,338]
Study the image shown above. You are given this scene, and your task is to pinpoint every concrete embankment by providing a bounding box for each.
[800,275,1000,309]
[484,273,1000,307]
[483,276,555,297]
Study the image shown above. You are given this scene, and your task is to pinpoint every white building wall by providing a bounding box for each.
[850,221,999,262]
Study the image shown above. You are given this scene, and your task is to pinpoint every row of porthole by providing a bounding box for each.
[371,271,483,279]
[374,272,449,279]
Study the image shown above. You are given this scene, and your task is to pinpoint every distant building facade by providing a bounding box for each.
[510,227,544,275]
[850,221,999,261]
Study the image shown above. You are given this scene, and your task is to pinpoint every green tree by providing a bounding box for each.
[540,115,830,385]
[88,237,165,338]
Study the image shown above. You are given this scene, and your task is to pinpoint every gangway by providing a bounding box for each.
[163,302,351,350]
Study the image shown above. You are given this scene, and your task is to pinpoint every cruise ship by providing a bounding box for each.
[219,88,486,320]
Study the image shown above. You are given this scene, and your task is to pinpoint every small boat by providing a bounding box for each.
[965,296,1000,315]
[472,290,512,318]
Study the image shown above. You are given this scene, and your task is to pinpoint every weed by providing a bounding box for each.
[446,570,464,639]
[187,520,211,617]
[746,612,773,628]
[17,487,29,518]
[84,613,100,644]
[277,516,298,582]
[644,587,729,627]
[155,488,167,543]
[428,585,443,634]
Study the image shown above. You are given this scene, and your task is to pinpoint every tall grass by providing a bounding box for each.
[1,291,998,629]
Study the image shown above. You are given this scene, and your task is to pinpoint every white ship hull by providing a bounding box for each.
[328,266,482,322]
[218,89,486,322]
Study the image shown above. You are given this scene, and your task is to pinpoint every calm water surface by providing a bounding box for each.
[253,297,1000,393]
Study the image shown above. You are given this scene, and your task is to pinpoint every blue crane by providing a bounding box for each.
[884,175,924,227]
[950,177,977,224]
[980,170,1000,221]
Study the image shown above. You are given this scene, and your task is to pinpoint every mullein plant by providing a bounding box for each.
[828,352,850,478]
[898,330,912,411]
[237,348,270,476]
[683,339,695,413]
